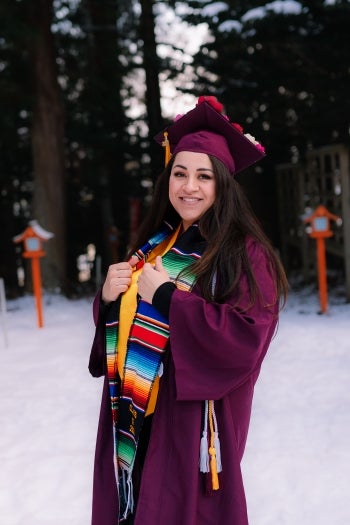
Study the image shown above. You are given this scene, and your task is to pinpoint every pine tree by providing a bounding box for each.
[166,1,350,242]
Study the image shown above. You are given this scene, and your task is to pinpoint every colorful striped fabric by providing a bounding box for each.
[105,223,206,521]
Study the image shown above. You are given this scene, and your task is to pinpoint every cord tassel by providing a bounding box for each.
[208,400,220,490]
[162,131,171,166]
[209,446,220,490]
[199,400,222,489]
[199,430,210,472]
[199,400,210,472]
[214,432,222,473]
[211,405,222,473]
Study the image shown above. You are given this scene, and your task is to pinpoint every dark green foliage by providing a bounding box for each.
[174,1,350,162]
[0,1,35,292]
[1,0,349,294]
[166,1,350,242]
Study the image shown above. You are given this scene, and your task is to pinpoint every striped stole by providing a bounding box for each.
[105,223,206,521]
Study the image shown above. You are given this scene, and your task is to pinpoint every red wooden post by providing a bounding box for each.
[303,206,341,313]
[31,256,44,328]
[13,220,54,328]
[316,236,327,313]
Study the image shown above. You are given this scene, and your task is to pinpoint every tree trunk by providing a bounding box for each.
[84,0,129,263]
[139,0,164,179]
[29,0,67,291]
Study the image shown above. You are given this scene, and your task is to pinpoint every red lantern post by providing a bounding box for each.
[303,205,341,314]
[13,220,54,328]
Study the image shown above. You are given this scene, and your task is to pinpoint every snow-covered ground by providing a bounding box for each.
[0,286,349,525]
[242,287,350,525]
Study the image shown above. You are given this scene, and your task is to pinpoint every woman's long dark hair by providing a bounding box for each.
[128,155,288,308]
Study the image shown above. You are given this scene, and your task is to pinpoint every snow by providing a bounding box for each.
[243,1,302,22]
[0,294,102,525]
[1,287,349,524]
[202,2,229,17]
[242,288,350,524]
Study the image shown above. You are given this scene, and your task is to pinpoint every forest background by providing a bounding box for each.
[1,0,349,296]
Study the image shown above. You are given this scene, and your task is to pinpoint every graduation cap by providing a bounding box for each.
[154,96,265,175]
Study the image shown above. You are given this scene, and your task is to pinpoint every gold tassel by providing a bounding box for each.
[162,131,171,166]
[208,400,220,490]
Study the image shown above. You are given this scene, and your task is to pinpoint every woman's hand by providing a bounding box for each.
[137,256,170,304]
[102,257,138,303]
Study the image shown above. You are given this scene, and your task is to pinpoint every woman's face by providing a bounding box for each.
[169,151,216,231]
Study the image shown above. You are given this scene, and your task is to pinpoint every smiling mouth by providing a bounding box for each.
[180,197,201,202]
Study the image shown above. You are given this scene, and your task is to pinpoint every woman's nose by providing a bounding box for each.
[183,176,199,191]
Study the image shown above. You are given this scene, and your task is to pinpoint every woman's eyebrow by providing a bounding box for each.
[173,164,213,172]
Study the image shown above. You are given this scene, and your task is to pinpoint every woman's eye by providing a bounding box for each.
[173,171,185,177]
[198,174,212,180]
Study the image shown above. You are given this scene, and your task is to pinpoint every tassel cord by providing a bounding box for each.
[208,400,220,490]
[211,404,222,472]
[199,400,210,473]
[162,131,171,166]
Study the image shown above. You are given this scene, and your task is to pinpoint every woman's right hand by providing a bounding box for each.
[101,262,133,304]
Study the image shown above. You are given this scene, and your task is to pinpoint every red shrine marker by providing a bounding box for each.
[303,205,341,314]
[13,220,54,328]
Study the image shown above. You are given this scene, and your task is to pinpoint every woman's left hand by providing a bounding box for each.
[137,256,171,304]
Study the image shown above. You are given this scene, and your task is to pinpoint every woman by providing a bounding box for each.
[89,96,288,525]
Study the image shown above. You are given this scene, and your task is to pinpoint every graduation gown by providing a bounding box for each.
[89,239,279,525]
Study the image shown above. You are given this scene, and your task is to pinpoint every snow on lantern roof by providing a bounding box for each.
[28,220,54,240]
[13,220,54,243]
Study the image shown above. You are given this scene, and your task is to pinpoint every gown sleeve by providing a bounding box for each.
[169,240,279,400]
[88,289,106,377]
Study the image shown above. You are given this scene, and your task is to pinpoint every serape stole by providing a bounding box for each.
[105,223,207,521]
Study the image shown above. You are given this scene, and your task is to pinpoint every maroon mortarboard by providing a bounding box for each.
[154,97,265,175]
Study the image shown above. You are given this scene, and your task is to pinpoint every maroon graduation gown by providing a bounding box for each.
[89,239,279,525]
